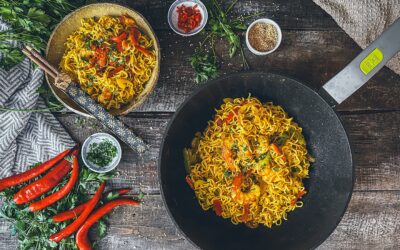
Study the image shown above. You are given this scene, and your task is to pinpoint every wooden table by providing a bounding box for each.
[1,0,400,249]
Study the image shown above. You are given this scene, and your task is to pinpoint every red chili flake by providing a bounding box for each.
[176,4,202,33]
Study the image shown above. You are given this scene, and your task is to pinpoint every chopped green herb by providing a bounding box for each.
[87,139,118,168]
[224,169,232,178]
[291,166,300,173]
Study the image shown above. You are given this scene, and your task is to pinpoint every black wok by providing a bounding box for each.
[158,19,400,250]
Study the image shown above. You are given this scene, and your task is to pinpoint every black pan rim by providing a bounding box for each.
[157,71,355,250]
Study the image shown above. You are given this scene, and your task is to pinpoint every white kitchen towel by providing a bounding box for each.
[312,0,400,75]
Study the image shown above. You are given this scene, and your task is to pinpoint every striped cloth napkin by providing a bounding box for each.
[0,21,75,178]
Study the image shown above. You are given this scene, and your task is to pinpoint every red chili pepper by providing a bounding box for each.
[213,199,222,216]
[29,156,79,212]
[13,158,74,205]
[108,65,124,77]
[76,198,139,250]
[135,45,152,56]
[0,147,76,191]
[185,175,194,189]
[49,182,106,242]
[110,32,127,43]
[52,188,131,222]
[53,202,86,223]
[176,4,202,33]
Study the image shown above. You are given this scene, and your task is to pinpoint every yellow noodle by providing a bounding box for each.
[60,15,156,109]
[185,97,313,228]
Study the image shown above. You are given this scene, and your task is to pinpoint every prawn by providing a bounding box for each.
[231,175,261,205]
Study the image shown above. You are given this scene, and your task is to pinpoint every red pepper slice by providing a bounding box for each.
[110,32,127,43]
[225,107,240,124]
[29,156,79,212]
[76,198,139,250]
[135,45,152,56]
[116,42,124,53]
[242,204,250,222]
[129,27,140,46]
[108,65,124,77]
[290,190,307,206]
[49,182,106,242]
[271,143,287,162]
[13,156,75,205]
[0,147,76,191]
[213,199,222,216]
[52,188,131,222]
[185,175,194,189]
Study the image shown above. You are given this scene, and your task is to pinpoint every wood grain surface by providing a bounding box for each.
[1,0,399,249]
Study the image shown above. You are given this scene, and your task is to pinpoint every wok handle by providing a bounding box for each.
[319,17,400,107]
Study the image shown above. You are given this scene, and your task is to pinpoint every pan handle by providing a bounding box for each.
[318,17,400,107]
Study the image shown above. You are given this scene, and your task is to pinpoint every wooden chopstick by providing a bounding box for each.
[21,48,58,79]
[24,46,60,77]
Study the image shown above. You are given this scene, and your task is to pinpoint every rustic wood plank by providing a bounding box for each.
[318,191,400,250]
[106,30,399,113]
[1,192,399,249]
[55,110,400,192]
[105,0,339,31]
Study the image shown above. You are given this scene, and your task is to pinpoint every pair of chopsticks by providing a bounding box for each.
[21,46,60,79]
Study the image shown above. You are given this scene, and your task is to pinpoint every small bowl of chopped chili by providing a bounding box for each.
[246,18,282,55]
[82,133,122,173]
[168,0,208,36]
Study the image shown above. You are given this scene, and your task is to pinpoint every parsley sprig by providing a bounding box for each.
[190,0,263,83]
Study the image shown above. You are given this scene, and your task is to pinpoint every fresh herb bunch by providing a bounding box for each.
[190,0,263,83]
[0,0,84,69]
[190,48,218,83]
[87,139,118,168]
[0,163,116,250]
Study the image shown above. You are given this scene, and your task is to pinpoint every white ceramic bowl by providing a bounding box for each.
[168,0,208,36]
[82,133,122,173]
[246,18,282,56]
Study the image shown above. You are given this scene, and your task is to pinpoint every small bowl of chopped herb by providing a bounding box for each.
[245,18,282,56]
[82,133,121,173]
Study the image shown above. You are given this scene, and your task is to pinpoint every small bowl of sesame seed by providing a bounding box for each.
[246,18,282,56]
